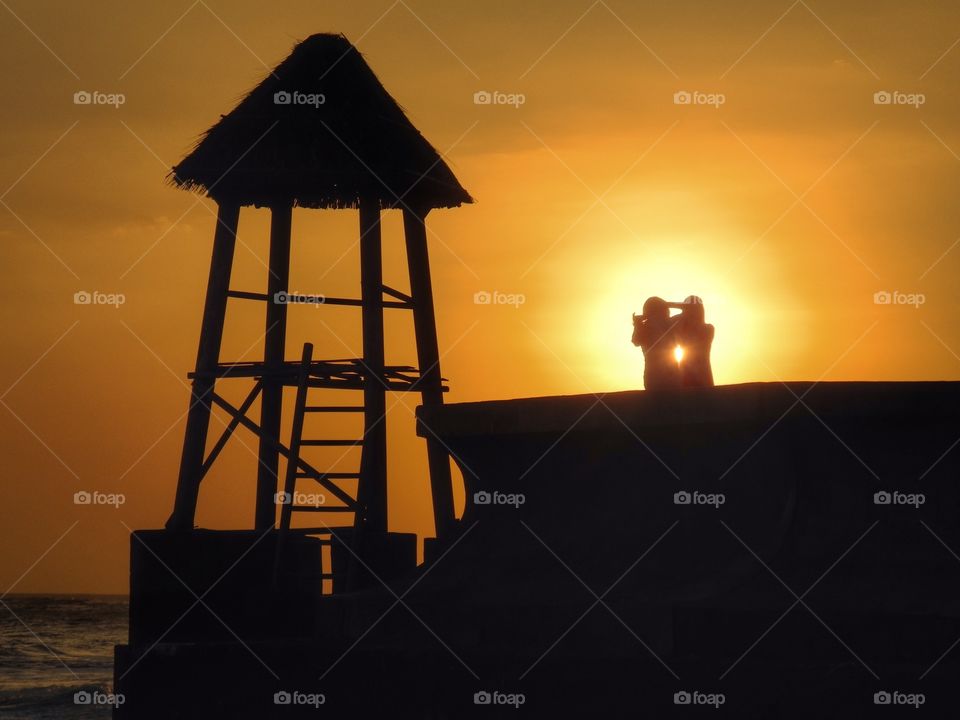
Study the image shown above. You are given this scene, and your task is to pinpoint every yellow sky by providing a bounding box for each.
[1,0,959,593]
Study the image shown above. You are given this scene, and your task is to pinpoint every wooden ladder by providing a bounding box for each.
[273,343,366,588]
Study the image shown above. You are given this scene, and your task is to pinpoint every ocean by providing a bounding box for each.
[0,595,126,719]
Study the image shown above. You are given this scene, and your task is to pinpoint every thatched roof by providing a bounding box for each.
[170,33,472,210]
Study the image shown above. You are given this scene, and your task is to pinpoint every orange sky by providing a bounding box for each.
[1,0,959,593]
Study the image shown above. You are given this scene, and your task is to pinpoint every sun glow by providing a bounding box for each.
[674,345,685,363]
[554,234,783,390]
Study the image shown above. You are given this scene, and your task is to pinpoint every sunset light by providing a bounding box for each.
[4,4,960,716]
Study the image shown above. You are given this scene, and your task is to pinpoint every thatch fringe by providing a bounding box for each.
[170,33,472,210]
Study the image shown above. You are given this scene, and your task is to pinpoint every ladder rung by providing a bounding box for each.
[299,439,363,447]
[227,290,270,302]
[295,471,361,479]
[304,406,366,413]
[227,292,408,310]
[320,296,410,309]
[315,296,359,306]
[285,529,347,538]
[290,506,355,513]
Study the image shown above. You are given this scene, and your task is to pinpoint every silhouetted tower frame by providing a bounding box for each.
[164,33,471,542]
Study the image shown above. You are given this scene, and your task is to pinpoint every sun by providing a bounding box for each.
[559,238,773,390]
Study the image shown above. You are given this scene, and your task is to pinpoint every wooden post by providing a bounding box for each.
[358,201,388,532]
[403,208,456,538]
[167,203,240,530]
[255,204,292,530]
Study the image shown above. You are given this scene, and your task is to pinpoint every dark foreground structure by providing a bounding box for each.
[114,29,960,720]
[116,381,960,718]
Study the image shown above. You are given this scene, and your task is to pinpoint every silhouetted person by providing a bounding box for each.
[674,295,714,387]
[632,296,681,390]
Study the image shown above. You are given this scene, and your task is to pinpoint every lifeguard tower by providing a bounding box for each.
[163,33,471,583]
[115,38,473,708]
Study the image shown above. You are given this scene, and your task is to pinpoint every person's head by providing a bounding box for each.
[680,295,705,323]
[642,296,670,322]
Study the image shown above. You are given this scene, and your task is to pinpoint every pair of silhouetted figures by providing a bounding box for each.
[632,296,715,390]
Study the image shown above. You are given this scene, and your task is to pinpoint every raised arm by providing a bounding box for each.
[631,315,642,347]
